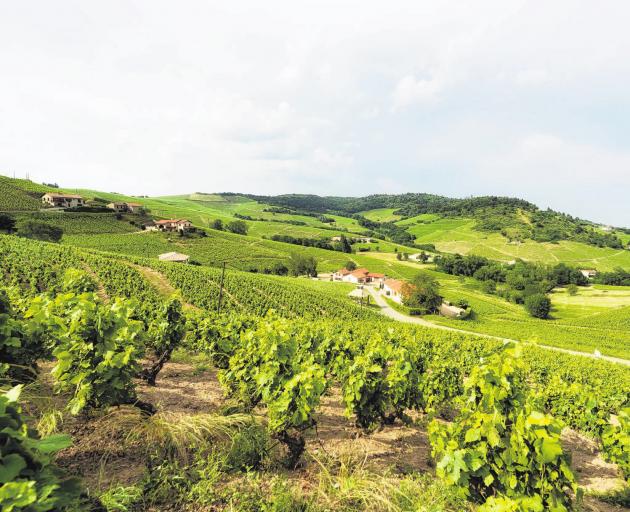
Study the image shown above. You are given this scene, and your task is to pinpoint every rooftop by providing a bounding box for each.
[158,252,190,262]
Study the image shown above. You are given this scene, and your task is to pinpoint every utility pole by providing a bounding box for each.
[216,261,226,313]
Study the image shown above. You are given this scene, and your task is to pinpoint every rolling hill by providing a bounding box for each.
[1,173,629,358]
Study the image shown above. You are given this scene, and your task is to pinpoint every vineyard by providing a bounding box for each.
[1,233,629,511]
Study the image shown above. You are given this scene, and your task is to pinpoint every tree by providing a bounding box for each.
[344,260,357,271]
[402,272,442,313]
[524,293,551,319]
[211,219,224,231]
[567,284,578,296]
[271,262,289,276]
[335,235,352,254]
[0,213,15,233]
[287,253,317,277]
[17,220,63,242]
[226,220,248,235]
[419,251,429,263]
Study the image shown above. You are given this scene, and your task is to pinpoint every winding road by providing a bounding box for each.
[365,287,630,367]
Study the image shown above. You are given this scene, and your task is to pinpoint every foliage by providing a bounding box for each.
[402,272,442,314]
[595,268,630,286]
[141,296,186,385]
[601,408,630,482]
[286,253,318,278]
[0,386,84,511]
[218,314,327,467]
[226,220,248,235]
[16,220,63,243]
[61,268,97,294]
[524,294,551,319]
[0,290,42,382]
[27,292,145,414]
[340,333,425,430]
[0,214,16,233]
[429,349,579,510]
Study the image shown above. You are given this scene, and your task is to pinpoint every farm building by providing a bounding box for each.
[41,193,86,208]
[333,268,353,281]
[107,202,128,212]
[580,269,598,279]
[126,202,144,213]
[107,201,145,213]
[339,268,385,285]
[382,279,405,303]
[158,252,190,263]
[154,219,193,233]
[439,302,468,319]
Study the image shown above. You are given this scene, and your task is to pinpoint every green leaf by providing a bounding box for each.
[0,454,27,483]
[540,437,563,463]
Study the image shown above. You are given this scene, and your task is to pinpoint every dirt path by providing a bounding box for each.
[366,287,630,367]
[129,263,180,297]
[129,262,245,311]
[79,263,109,302]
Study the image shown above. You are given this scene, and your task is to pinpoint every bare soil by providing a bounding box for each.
[41,360,627,509]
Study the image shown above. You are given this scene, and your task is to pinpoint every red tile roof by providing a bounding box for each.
[155,219,190,225]
[43,193,83,199]
[384,279,405,293]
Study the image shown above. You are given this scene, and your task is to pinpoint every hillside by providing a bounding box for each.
[1,176,629,512]
[1,174,630,360]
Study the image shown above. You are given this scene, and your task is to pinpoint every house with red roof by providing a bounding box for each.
[333,267,386,285]
[41,193,85,209]
[154,219,193,233]
[382,278,406,303]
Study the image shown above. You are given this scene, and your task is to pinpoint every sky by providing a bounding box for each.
[1,1,630,226]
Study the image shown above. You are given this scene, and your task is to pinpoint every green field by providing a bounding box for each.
[2,174,629,359]
[396,216,630,271]
[359,207,402,222]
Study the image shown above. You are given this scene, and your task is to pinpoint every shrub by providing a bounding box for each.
[0,386,84,511]
[16,220,63,243]
[141,297,186,385]
[429,349,579,510]
[0,289,44,382]
[28,292,146,414]
[524,293,551,319]
[226,220,248,235]
[601,408,630,482]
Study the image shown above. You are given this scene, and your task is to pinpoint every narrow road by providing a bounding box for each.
[365,287,630,367]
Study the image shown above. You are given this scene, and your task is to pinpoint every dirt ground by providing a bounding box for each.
[42,360,628,510]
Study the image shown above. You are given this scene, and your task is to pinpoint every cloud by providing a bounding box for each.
[1,0,630,224]
[391,75,442,110]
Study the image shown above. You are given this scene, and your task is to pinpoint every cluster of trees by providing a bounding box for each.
[0,213,64,242]
[353,215,416,246]
[435,254,589,319]
[268,234,352,253]
[211,219,249,235]
[401,272,443,314]
[595,268,630,286]
[262,206,334,223]
[286,253,318,277]
[246,192,628,250]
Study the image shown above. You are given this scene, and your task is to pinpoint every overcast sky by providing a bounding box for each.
[1,1,630,225]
